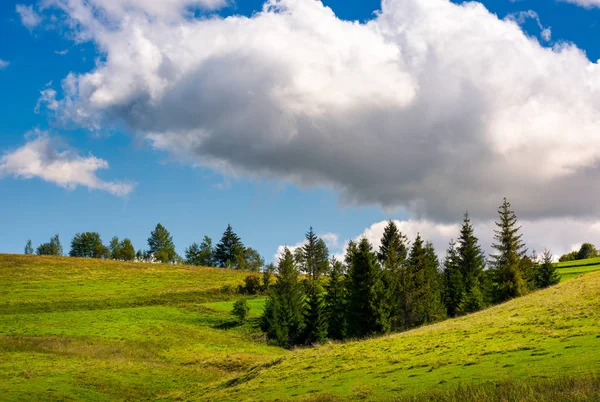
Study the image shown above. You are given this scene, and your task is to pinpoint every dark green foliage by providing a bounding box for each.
[214,224,245,268]
[262,263,275,292]
[519,255,537,291]
[378,221,409,331]
[240,247,264,272]
[325,258,347,340]
[36,234,63,256]
[558,251,578,262]
[135,250,143,261]
[24,239,34,255]
[69,232,105,258]
[300,228,330,345]
[261,248,305,348]
[577,243,598,260]
[147,224,177,263]
[535,249,560,288]
[456,213,486,315]
[232,299,251,323]
[239,275,262,295]
[406,237,446,326]
[346,238,390,338]
[185,236,213,267]
[489,198,528,303]
[109,236,121,260]
[119,239,136,261]
[442,240,465,318]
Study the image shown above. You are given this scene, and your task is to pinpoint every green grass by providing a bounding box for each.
[556,257,600,282]
[1,254,599,401]
[206,270,600,401]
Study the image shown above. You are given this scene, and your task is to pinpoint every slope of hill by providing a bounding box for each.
[0,254,283,401]
[207,271,600,401]
[556,257,600,282]
[1,254,599,401]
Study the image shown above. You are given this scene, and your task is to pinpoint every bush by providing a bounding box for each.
[232,299,251,323]
[239,275,262,295]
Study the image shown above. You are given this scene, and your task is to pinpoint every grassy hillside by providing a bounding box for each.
[1,254,599,401]
[207,271,600,401]
[0,254,283,401]
[556,257,600,282]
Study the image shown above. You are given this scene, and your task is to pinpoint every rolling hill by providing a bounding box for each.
[1,254,599,401]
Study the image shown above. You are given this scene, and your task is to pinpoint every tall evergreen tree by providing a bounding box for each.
[147,223,177,263]
[456,213,486,315]
[420,241,447,323]
[300,228,329,345]
[535,249,560,288]
[214,224,245,268]
[346,238,390,338]
[489,198,528,303]
[260,248,305,348]
[325,257,347,340]
[24,239,34,255]
[378,221,409,331]
[442,240,464,318]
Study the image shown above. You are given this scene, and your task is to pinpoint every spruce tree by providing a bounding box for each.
[300,228,329,345]
[421,241,447,323]
[214,224,245,268]
[147,223,177,263]
[535,249,560,288]
[456,213,486,315]
[490,198,528,303]
[325,258,347,340]
[24,239,34,255]
[442,240,465,318]
[378,221,409,331]
[345,238,390,338]
[260,248,305,348]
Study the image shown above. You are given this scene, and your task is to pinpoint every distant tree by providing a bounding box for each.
[442,240,465,318]
[232,299,251,323]
[456,213,486,315]
[558,251,578,263]
[260,247,305,348]
[185,242,202,265]
[119,239,136,261]
[346,238,389,338]
[186,236,214,267]
[69,232,105,258]
[147,223,177,263]
[325,257,347,340]
[378,221,409,331]
[535,249,560,288]
[421,241,447,323]
[24,239,34,255]
[109,236,121,260]
[519,255,537,291]
[135,249,143,261]
[489,198,528,303]
[262,263,275,292]
[36,234,63,256]
[214,224,245,268]
[300,228,330,280]
[577,243,598,260]
[242,247,265,272]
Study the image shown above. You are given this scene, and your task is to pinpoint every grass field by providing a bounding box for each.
[556,257,600,282]
[1,254,599,401]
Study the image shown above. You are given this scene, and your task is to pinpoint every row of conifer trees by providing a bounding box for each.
[260,198,560,348]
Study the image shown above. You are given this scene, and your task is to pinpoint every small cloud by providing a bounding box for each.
[16,4,43,30]
[55,49,69,55]
[0,59,9,70]
[0,130,135,196]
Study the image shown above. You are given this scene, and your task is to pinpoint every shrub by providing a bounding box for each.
[232,299,251,323]
[239,275,262,295]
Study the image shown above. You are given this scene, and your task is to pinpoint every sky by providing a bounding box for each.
[1,0,600,263]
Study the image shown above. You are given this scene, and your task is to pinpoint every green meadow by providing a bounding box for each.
[1,254,599,401]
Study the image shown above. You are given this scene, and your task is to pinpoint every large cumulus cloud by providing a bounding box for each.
[38,0,600,221]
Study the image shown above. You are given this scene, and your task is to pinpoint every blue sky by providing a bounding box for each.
[2,0,600,262]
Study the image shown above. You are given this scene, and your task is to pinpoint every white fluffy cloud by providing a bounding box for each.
[0,60,9,70]
[16,4,43,29]
[0,132,134,196]
[562,0,600,8]
[37,0,600,222]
